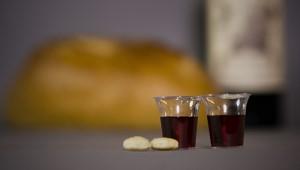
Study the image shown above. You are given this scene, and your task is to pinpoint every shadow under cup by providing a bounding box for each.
[202,93,250,147]
[154,96,201,148]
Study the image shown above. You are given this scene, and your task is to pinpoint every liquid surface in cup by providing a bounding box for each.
[160,116,198,148]
[207,115,245,147]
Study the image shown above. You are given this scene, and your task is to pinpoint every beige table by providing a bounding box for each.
[0,129,299,170]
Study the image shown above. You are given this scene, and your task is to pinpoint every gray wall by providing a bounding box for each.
[0,0,299,129]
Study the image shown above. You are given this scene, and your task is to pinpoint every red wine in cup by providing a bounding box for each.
[207,115,245,147]
[160,116,198,148]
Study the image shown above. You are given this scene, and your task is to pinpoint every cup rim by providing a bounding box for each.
[153,96,201,100]
[202,93,251,99]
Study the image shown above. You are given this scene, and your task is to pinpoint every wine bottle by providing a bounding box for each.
[206,0,284,127]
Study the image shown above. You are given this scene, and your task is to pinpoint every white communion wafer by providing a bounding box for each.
[151,137,179,150]
[123,136,151,151]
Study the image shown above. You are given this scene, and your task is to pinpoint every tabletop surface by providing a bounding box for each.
[0,129,299,170]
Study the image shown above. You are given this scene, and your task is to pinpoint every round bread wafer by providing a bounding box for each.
[123,136,151,151]
[151,137,179,150]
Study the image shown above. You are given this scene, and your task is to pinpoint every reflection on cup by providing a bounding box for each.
[202,93,250,147]
[154,96,201,148]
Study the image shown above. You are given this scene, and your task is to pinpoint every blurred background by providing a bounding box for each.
[0,0,299,130]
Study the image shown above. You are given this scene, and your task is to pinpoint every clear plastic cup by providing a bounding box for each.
[202,93,250,147]
[154,96,201,148]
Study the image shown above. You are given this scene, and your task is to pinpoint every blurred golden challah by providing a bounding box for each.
[6,36,215,129]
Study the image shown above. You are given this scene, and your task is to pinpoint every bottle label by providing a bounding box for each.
[207,0,284,92]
